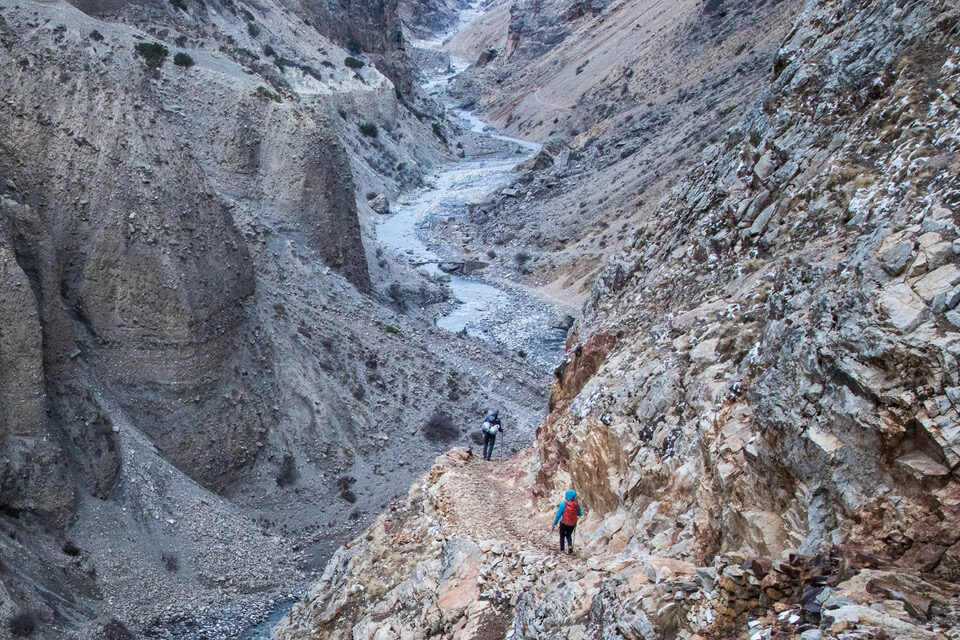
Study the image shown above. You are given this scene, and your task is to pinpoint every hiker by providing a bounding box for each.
[481,410,503,461]
[552,489,582,554]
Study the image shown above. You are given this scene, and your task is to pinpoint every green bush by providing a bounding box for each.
[173,52,194,67]
[241,8,254,20]
[134,42,169,69]
[255,86,281,103]
[358,122,378,138]
[344,56,364,70]
[247,22,260,37]
[169,0,187,10]
[432,122,447,143]
[347,39,362,55]
[263,44,276,57]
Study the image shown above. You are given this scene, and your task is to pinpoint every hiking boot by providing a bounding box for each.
[567,548,574,555]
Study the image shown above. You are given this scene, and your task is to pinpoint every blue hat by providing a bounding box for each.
[565,489,577,500]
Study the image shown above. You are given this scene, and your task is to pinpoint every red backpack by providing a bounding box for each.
[561,499,579,526]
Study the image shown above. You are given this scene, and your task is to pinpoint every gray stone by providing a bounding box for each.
[881,241,915,275]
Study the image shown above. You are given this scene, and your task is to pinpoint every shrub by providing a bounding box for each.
[263,44,276,57]
[247,22,260,37]
[431,122,447,143]
[514,250,531,267]
[161,552,178,572]
[338,476,357,503]
[241,8,254,20]
[422,411,459,443]
[517,349,527,358]
[347,39,362,55]
[134,42,169,69]
[169,0,187,10]
[321,60,334,68]
[8,612,36,637]
[344,56,364,69]
[62,541,81,556]
[358,122,378,138]
[276,455,298,487]
[102,619,135,640]
[173,52,194,67]
[255,86,281,102]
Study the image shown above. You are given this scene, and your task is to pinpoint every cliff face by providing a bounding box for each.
[274,1,960,638]
[0,0,544,637]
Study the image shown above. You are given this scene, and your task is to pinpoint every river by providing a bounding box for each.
[376,46,567,371]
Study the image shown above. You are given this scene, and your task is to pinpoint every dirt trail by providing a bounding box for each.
[433,452,585,565]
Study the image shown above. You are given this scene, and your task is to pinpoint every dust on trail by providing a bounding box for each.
[431,452,584,566]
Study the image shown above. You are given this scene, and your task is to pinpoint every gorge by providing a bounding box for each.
[1,0,960,639]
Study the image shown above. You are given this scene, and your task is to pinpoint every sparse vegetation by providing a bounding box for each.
[344,56,364,70]
[423,411,459,443]
[359,122,378,138]
[321,60,334,68]
[337,476,357,503]
[134,42,169,69]
[347,39,362,55]
[255,86,281,103]
[276,455,298,487]
[247,22,261,37]
[62,540,81,556]
[173,52,194,68]
[263,44,276,57]
[8,612,36,638]
[432,122,447,143]
[514,250,531,267]
[241,8,255,21]
[161,552,179,572]
[169,0,187,10]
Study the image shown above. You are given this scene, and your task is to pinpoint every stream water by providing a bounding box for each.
[376,52,567,371]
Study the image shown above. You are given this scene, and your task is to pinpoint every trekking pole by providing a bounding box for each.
[499,430,504,461]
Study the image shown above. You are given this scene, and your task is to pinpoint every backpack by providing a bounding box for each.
[561,499,579,526]
[481,421,494,435]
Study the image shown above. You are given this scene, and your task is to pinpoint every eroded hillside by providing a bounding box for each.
[0,0,549,637]
[432,0,810,304]
[274,0,960,638]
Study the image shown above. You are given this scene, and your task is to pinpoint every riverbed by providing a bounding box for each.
[376,58,567,371]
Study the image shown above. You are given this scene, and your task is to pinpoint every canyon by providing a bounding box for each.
[1,0,959,639]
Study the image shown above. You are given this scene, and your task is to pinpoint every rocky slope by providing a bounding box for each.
[273,0,960,638]
[0,0,549,637]
[432,0,808,304]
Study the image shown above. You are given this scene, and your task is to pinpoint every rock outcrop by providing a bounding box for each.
[0,0,541,636]
[275,0,960,638]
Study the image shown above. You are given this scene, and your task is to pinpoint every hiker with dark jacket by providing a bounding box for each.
[552,489,582,554]
[481,411,502,461]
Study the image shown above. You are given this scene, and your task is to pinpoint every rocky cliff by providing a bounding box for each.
[0,0,546,637]
[274,0,960,638]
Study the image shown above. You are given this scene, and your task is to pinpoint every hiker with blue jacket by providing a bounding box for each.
[481,411,503,461]
[552,489,582,554]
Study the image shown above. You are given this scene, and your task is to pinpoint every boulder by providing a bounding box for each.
[877,281,928,332]
[370,194,390,214]
[881,241,914,275]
